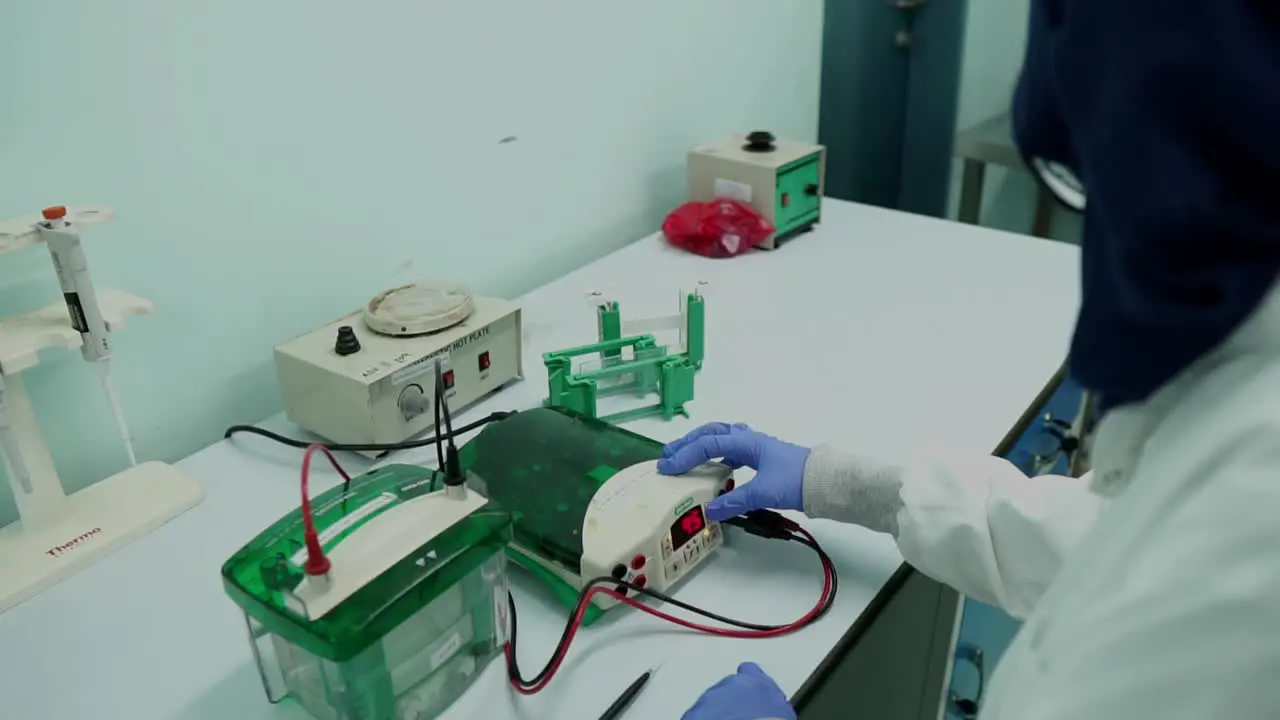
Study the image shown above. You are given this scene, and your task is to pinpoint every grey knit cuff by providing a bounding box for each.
[801,444,905,536]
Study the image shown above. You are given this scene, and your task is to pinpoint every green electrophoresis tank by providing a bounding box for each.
[221,407,667,719]
[221,464,512,720]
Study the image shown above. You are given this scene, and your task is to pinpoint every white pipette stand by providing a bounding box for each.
[0,206,203,614]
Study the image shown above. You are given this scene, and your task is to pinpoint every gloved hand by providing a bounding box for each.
[681,662,796,720]
[656,423,810,522]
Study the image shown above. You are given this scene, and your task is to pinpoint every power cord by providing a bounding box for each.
[432,358,465,486]
[292,364,473,578]
[297,443,353,577]
[505,509,838,695]
[222,410,515,454]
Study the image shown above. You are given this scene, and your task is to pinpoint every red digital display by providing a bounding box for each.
[670,505,706,551]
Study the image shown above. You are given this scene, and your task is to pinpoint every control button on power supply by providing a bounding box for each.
[633,574,647,589]
[478,351,491,371]
[611,563,627,580]
[442,370,455,389]
[630,554,646,571]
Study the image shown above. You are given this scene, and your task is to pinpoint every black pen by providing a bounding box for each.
[597,666,658,720]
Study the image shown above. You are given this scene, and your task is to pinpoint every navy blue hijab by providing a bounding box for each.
[1013,1,1280,410]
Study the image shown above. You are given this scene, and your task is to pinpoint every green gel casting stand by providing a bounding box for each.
[543,290,705,423]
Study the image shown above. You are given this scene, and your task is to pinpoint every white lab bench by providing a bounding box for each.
[0,200,1080,720]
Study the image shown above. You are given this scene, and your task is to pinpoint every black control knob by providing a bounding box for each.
[743,130,776,152]
[334,325,361,356]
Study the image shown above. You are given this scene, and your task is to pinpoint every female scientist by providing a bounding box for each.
[670,2,1280,718]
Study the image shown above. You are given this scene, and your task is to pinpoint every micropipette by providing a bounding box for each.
[38,206,138,466]
[96,362,137,465]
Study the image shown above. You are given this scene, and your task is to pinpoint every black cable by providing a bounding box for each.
[440,373,455,440]
[222,410,515,453]
[437,363,463,482]
[433,365,446,471]
[723,510,839,619]
[793,535,839,620]
[223,409,514,493]
[506,526,838,689]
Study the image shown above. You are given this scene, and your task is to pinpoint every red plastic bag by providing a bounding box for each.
[662,198,774,258]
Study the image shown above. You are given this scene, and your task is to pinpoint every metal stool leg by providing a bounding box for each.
[1032,186,1054,238]
[958,159,986,225]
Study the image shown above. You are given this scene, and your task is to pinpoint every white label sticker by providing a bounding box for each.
[714,178,753,203]
[720,233,742,254]
[591,470,648,513]
[289,492,398,566]
[390,352,450,385]
[429,632,463,672]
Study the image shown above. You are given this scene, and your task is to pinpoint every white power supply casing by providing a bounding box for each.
[579,460,731,610]
[274,296,522,451]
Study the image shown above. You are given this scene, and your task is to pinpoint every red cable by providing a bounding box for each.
[507,530,835,695]
[300,443,353,576]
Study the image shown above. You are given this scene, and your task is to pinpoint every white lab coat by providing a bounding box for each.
[897,286,1280,717]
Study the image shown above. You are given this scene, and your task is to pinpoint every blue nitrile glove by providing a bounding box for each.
[681,662,797,720]
[656,423,810,522]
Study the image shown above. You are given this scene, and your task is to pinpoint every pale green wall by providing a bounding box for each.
[0,1,823,526]
[948,0,1082,242]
